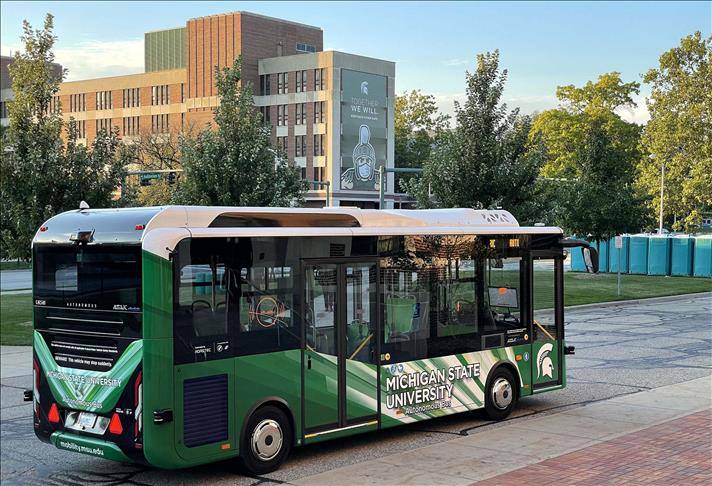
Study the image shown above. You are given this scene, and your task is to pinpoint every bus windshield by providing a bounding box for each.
[33,245,142,311]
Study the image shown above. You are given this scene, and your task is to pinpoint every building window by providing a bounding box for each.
[96,118,112,134]
[300,167,307,180]
[47,96,61,114]
[122,88,140,108]
[123,116,140,136]
[313,134,325,156]
[0,101,7,119]
[296,70,307,92]
[296,43,316,53]
[295,135,306,158]
[260,106,271,124]
[96,91,112,110]
[314,101,325,124]
[277,136,288,154]
[277,105,288,126]
[151,114,169,133]
[313,167,324,182]
[296,103,306,125]
[77,120,86,139]
[260,74,271,96]
[277,73,288,94]
[152,85,169,105]
[69,94,86,113]
[314,68,325,90]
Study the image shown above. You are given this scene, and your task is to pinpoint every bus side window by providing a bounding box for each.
[484,257,522,330]
[173,239,231,364]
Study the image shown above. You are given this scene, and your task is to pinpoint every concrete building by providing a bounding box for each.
[53,11,396,208]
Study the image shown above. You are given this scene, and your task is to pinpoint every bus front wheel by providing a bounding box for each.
[484,367,517,421]
[241,405,293,475]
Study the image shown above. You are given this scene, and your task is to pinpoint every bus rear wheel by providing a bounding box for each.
[241,405,292,475]
[484,367,517,421]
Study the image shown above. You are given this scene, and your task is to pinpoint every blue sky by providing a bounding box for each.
[2,1,710,123]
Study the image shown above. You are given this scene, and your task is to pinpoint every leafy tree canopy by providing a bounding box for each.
[174,58,306,206]
[0,14,128,260]
[638,31,711,232]
[531,72,648,240]
[406,51,545,223]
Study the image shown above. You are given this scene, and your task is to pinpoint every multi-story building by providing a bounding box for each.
[55,11,396,208]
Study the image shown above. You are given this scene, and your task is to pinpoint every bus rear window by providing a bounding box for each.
[34,245,142,311]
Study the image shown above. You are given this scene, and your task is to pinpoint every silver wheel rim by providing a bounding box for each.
[491,377,513,410]
[251,419,283,462]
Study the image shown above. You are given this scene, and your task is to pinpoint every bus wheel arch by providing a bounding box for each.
[483,362,520,420]
[239,398,295,474]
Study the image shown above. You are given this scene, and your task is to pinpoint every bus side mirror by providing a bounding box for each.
[582,247,599,274]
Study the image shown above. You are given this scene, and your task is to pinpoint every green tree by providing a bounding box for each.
[638,32,711,232]
[175,58,305,206]
[406,51,545,223]
[531,72,649,240]
[0,15,129,260]
[394,90,449,189]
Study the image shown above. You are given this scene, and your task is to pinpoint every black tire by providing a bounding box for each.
[240,405,292,475]
[484,367,518,421]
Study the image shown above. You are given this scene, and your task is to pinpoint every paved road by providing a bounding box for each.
[1,293,710,485]
[0,270,31,291]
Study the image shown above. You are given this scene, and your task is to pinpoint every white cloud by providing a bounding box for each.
[616,94,650,125]
[2,38,145,81]
[443,58,469,67]
[432,92,559,122]
[56,39,144,80]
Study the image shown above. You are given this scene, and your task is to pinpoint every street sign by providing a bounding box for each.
[140,173,162,182]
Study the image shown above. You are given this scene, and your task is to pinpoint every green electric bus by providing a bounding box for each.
[27,206,597,473]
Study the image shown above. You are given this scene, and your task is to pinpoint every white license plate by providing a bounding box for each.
[77,412,97,428]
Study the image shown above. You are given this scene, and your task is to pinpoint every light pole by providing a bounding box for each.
[659,160,665,235]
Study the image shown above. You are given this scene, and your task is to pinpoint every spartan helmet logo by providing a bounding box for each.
[536,343,554,379]
[361,81,368,95]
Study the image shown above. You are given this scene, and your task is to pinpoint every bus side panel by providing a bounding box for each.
[141,250,184,468]
[234,350,302,451]
[380,346,531,429]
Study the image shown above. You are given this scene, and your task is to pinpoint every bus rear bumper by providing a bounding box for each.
[50,431,133,463]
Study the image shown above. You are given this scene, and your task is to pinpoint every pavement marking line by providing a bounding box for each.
[292,375,712,485]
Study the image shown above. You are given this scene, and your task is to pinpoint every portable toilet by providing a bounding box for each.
[647,234,671,275]
[570,246,586,272]
[629,234,649,274]
[596,239,609,273]
[671,235,694,276]
[608,235,630,273]
[693,235,712,277]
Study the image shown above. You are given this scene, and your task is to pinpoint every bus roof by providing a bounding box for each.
[33,206,563,255]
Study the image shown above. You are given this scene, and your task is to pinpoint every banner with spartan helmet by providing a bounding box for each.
[340,69,388,191]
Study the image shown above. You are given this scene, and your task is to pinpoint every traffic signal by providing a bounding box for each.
[167,172,177,185]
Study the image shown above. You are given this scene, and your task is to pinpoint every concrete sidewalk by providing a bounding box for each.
[0,346,31,380]
[294,375,712,485]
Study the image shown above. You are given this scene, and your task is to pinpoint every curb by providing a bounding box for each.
[564,291,712,311]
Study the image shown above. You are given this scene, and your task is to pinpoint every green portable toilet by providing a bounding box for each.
[693,235,712,277]
[595,239,609,273]
[671,235,694,276]
[629,234,649,274]
[647,235,671,276]
[608,235,630,273]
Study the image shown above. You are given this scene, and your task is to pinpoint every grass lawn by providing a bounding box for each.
[0,260,31,271]
[561,272,711,307]
[1,273,710,345]
[1,293,33,345]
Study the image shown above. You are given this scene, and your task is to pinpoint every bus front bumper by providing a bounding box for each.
[50,431,132,463]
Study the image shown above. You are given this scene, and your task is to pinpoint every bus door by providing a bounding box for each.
[303,261,379,434]
[530,254,565,389]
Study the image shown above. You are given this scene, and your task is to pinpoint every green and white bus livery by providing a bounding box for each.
[28,206,598,473]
